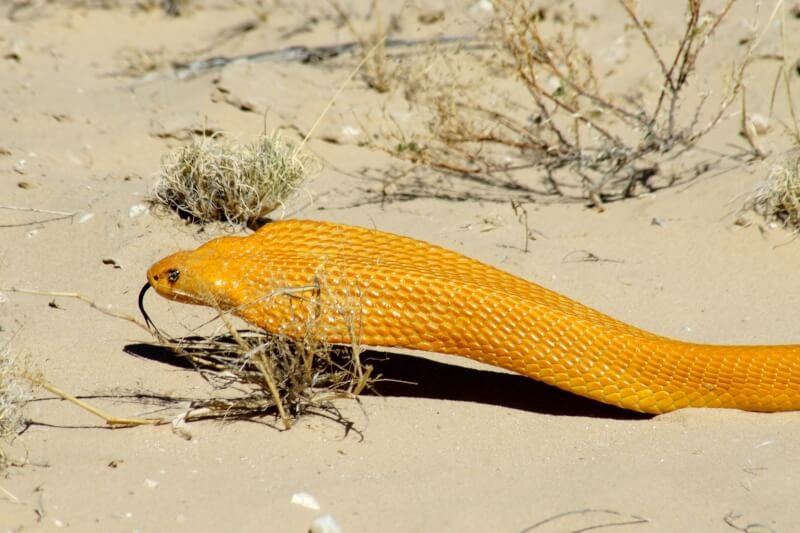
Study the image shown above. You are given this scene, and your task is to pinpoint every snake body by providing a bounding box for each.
[146,219,800,414]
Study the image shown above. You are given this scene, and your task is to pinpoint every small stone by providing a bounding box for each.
[129,203,149,218]
[309,515,342,533]
[748,113,770,135]
[291,491,320,510]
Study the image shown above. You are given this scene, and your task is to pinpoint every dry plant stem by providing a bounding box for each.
[252,350,291,429]
[687,0,782,143]
[521,21,630,144]
[0,287,151,334]
[0,205,75,216]
[0,205,77,228]
[772,5,800,142]
[0,485,20,503]
[216,302,292,429]
[39,381,164,427]
[520,509,649,532]
[298,35,387,151]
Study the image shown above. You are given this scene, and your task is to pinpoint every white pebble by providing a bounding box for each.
[78,212,95,224]
[309,514,342,533]
[749,113,770,134]
[291,491,320,510]
[144,479,159,489]
[469,0,494,15]
[129,203,149,218]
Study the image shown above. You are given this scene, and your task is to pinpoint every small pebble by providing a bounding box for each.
[129,203,149,218]
[469,0,494,15]
[291,491,320,510]
[309,514,342,533]
[144,479,159,489]
[748,113,770,135]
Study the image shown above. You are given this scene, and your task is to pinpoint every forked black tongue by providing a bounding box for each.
[138,282,155,331]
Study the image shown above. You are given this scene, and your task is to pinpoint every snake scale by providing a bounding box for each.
[143,219,800,414]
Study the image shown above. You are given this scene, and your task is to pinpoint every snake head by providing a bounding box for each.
[146,251,203,305]
[146,236,250,310]
[147,250,234,309]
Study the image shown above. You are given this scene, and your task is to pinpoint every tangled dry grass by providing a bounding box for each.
[374,0,765,204]
[151,131,313,229]
[137,273,372,431]
[147,329,370,431]
[0,346,30,469]
[743,153,800,229]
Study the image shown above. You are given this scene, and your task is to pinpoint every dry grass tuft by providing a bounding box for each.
[142,274,372,431]
[374,0,765,204]
[151,131,313,229]
[743,153,800,229]
[0,346,30,469]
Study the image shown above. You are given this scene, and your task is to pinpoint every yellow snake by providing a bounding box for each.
[143,219,800,414]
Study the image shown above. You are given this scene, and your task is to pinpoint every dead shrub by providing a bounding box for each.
[375,0,765,204]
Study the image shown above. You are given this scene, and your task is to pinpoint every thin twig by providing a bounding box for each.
[0,287,151,334]
[39,381,164,427]
[0,205,77,228]
[297,36,387,152]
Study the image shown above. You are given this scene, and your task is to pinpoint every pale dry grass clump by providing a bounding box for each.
[151,131,312,229]
[0,347,30,469]
[744,154,800,229]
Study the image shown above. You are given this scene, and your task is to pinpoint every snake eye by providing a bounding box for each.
[167,268,180,283]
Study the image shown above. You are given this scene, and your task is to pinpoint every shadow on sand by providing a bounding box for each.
[123,341,649,420]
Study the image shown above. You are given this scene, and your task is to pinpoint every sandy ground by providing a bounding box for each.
[2,1,800,531]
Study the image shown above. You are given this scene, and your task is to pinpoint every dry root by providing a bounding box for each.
[150,131,313,229]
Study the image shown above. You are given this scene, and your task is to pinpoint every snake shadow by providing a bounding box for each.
[123,341,648,420]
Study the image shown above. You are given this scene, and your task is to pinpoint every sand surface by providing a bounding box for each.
[1,1,799,531]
